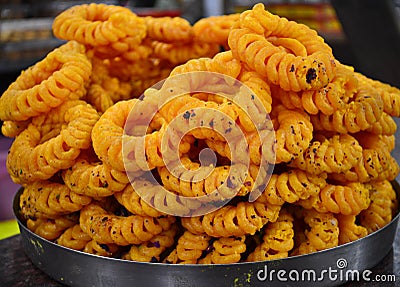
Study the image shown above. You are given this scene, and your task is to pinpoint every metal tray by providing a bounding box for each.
[13,182,400,287]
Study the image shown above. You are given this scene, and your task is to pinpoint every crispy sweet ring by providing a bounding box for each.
[311,84,384,134]
[236,3,333,56]
[20,180,92,219]
[62,157,130,198]
[193,14,240,46]
[1,120,30,138]
[52,3,146,49]
[164,231,211,264]
[151,41,220,65]
[79,203,176,246]
[292,209,339,255]
[337,214,368,245]
[274,63,358,115]
[198,235,246,264]
[144,16,193,43]
[114,184,164,218]
[298,182,370,216]
[247,210,294,261]
[228,27,335,92]
[291,133,363,175]
[360,180,397,234]
[56,224,92,251]
[91,99,146,172]
[181,197,282,237]
[92,98,193,172]
[26,213,78,241]
[0,41,91,122]
[122,224,179,262]
[205,105,312,165]
[7,100,99,184]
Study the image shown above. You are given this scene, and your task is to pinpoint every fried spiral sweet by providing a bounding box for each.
[291,209,339,255]
[228,28,335,92]
[27,214,78,241]
[1,120,30,138]
[56,224,92,251]
[365,112,397,135]
[20,181,92,219]
[158,157,253,198]
[89,57,134,103]
[204,105,312,165]
[130,178,206,216]
[266,36,307,57]
[164,231,212,264]
[123,224,179,262]
[159,99,242,142]
[181,200,281,237]
[246,210,294,261]
[359,180,397,234]
[52,3,146,49]
[129,69,174,99]
[355,131,395,152]
[262,169,326,206]
[92,99,189,172]
[83,240,119,257]
[205,127,275,166]
[337,214,368,245]
[198,236,246,264]
[381,135,396,152]
[238,70,272,113]
[236,3,333,56]
[62,158,129,198]
[168,50,242,83]
[156,89,269,141]
[355,72,400,117]
[168,57,210,76]
[104,56,167,82]
[85,61,133,113]
[273,105,313,163]
[331,147,399,183]
[114,184,164,218]
[0,41,91,122]
[207,51,243,79]
[88,36,153,60]
[79,203,176,246]
[151,41,220,65]
[291,134,363,175]
[310,85,384,134]
[298,182,370,216]
[7,100,99,184]
[331,133,398,183]
[193,14,240,46]
[273,63,358,115]
[144,16,192,43]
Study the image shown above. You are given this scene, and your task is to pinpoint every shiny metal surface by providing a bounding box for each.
[14,183,400,287]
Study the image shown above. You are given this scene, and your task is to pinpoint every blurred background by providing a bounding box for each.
[0,0,399,91]
[0,0,399,235]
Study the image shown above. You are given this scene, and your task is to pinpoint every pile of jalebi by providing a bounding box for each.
[1,3,399,264]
